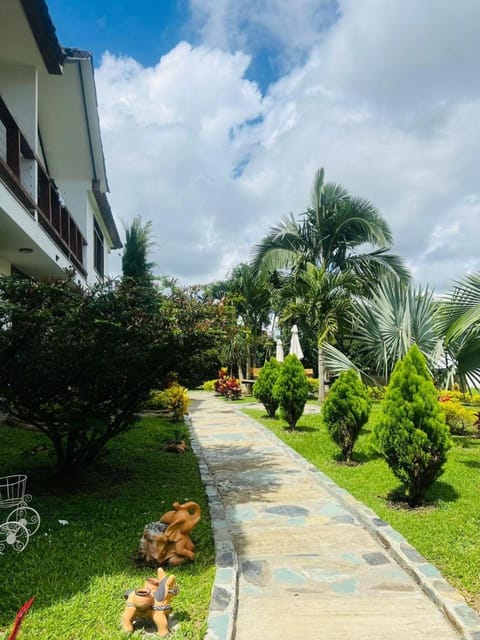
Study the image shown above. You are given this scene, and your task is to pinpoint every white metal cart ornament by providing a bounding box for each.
[0,475,40,553]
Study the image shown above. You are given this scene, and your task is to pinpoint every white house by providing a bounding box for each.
[0,0,122,283]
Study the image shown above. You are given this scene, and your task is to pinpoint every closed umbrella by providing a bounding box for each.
[289,324,304,360]
[275,339,284,362]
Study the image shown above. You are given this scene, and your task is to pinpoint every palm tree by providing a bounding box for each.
[209,264,273,376]
[122,215,156,280]
[279,265,356,400]
[323,276,480,391]
[252,168,409,399]
[252,168,409,288]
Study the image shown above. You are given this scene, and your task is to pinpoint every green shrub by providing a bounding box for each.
[203,379,217,392]
[307,378,319,398]
[367,385,386,401]
[146,390,169,410]
[322,369,370,462]
[439,400,476,435]
[0,275,173,474]
[253,358,282,417]
[375,345,451,505]
[273,354,309,429]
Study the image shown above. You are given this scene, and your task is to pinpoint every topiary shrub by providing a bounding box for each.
[375,344,451,505]
[273,354,309,430]
[253,358,282,417]
[322,369,370,462]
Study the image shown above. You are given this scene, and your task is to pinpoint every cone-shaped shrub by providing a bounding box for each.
[375,344,451,505]
[273,354,308,429]
[322,369,370,462]
[253,358,282,417]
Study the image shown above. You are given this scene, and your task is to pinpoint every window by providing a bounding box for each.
[93,218,104,277]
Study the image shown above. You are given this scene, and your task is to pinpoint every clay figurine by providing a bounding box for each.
[139,501,201,567]
[121,567,179,635]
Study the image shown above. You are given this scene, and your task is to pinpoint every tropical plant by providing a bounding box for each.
[122,215,156,279]
[273,354,309,429]
[279,264,356,400]
[253,358,282,417]
[210,263,273,376]
[252,167,409,285]
[215,368,242,400]
[374,345,451,505]
[322,370,370,462]
[252,168,409,399]
[435,272,480,389]
[158,383,190,422]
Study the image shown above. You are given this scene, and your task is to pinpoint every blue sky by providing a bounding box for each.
[45,1,480,290]
[48,0,339,92]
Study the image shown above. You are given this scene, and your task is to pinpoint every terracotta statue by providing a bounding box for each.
[139,501,201,567]
[121,567,179,635]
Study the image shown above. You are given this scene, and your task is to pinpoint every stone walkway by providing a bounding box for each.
[188,392,479,640]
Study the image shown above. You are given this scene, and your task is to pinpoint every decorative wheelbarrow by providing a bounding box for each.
[0,475,40,553]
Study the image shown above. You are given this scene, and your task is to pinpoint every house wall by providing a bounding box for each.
[0,62,38,153]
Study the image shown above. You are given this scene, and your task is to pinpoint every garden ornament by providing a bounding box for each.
[139,500,201,567]
[121,567,179,635]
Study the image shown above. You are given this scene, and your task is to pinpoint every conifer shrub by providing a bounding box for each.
[374,344,451,505]
[322,369,370,462]
[253,358,282,417]
[273,354,309,430]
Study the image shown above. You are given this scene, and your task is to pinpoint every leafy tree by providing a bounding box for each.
[374,345,451,505]
[253,358,282,417]
[0,275,172,474]
[157,278,235,389]
[273,354,308,429]
[122,215,156,279]
[322,370,370,462]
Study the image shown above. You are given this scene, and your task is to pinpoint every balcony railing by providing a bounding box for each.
[0,95,86,276]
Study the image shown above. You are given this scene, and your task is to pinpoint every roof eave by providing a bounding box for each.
[19,0,64,75]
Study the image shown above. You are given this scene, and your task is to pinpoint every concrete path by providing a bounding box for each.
[188,392,465,640]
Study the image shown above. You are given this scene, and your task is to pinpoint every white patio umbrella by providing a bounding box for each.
[289,324,304,360]
[275,339,284,362]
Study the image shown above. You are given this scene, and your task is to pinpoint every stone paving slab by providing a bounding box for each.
[188,392,480,640]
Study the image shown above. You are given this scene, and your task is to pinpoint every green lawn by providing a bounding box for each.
[243,405,480,610]
[0,417,215,639]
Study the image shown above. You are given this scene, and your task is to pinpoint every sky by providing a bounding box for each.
[47,0,480,292]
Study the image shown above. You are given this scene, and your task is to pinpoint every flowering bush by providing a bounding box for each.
[439,399,476,435]
[215,368,242,400]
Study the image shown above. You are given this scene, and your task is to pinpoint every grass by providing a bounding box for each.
[242,404,480,611]
[0,416,215,639]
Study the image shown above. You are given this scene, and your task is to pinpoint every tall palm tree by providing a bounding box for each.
[252,168,409,288]
[122,216,156,280]
[252,168,409,399]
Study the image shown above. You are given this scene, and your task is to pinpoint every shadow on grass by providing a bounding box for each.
[0,417,215,627]
[386,479,459,508]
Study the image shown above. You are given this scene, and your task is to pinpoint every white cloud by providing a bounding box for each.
[98,1,480,292]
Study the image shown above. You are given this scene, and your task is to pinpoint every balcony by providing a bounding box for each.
[0,95,86,276]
